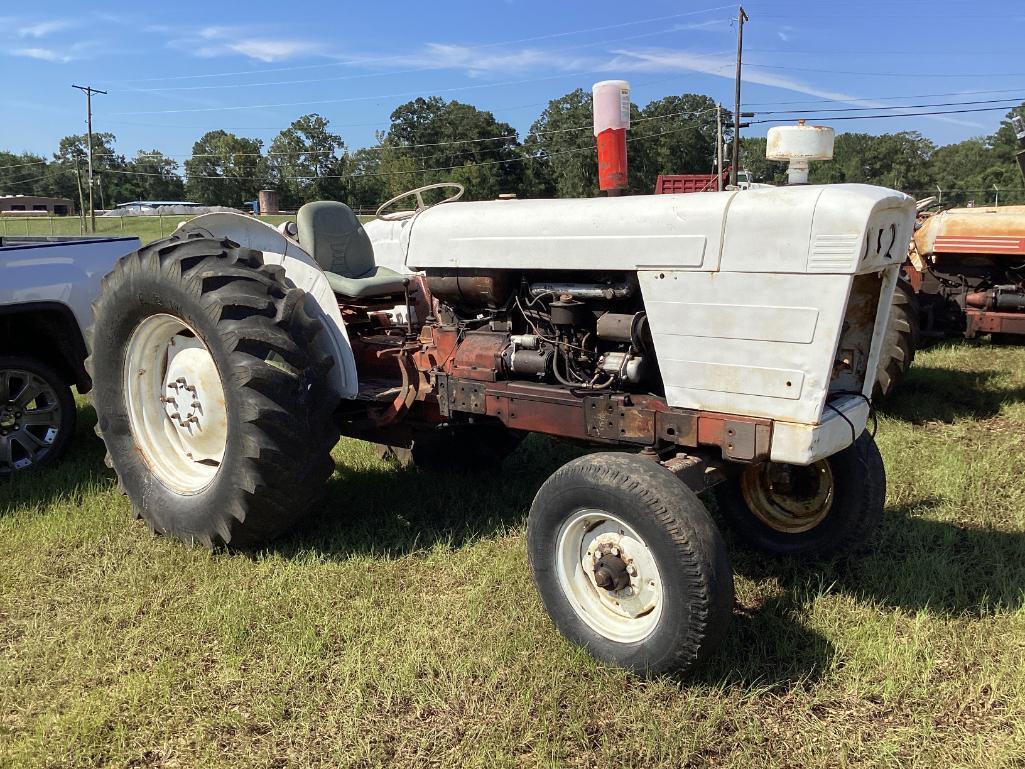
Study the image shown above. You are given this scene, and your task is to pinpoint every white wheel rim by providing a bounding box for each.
[123,314,228,494]
[555,508,663,643]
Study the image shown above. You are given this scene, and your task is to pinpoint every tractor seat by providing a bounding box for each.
[296,201,409,300]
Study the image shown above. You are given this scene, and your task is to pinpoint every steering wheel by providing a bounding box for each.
[375,182,465,221]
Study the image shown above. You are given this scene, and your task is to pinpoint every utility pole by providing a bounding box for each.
[730,6,748,188]
[716,104,724,191]
[72,84,106,233]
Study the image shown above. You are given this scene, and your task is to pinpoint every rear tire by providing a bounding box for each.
[87,235,340,547]
[714,432,885,558]
[0,355,76,478]
[528,452,734,675]
[874,279,919,399]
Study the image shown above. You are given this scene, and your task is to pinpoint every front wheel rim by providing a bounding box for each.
[740,460,834,534]
[123,314,228,494]
[0,369,62,472]
[555,508,663,643]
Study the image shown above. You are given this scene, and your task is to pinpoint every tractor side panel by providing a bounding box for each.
[639,270,850,425]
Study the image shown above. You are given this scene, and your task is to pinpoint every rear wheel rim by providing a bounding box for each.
[0,369,62,473]
[740,460,834,534]
[123,314,228,494]
[555,508,663,643]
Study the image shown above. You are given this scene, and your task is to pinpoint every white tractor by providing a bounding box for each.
[87,181,914,674]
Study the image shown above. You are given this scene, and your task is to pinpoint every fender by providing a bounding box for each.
[175,213,358,399]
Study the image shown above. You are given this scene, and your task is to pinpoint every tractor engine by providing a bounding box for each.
[425,270,654,391]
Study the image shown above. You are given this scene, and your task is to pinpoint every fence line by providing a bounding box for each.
[0,213,296,240]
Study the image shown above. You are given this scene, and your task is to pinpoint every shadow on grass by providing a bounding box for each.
[273,434,587,558]
[692,593,836,690]
[879,359,1025,424]
[0,402,111,515]
[9,406,1025,690]
[731,497,1025,619]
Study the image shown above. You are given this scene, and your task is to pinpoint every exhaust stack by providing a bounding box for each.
[593,80,631,194]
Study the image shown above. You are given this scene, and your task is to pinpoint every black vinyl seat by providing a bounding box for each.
[296,201,408,299]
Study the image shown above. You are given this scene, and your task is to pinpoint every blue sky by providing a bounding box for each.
[1,0,1023,161]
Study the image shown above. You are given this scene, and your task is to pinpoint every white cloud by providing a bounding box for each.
[17,19,74,38]
[167,26,325,62]
[10,46,72,63]
[605,47,984,128]
[224,39,319,63]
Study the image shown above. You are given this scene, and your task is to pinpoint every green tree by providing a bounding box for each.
[740,136,787,184]
[630,94,718,193]
[525,88,596,198]
[185,131,266,206]
[339,147,388,211]
[52,133,132,212]
[808,131,935,192]
[267,114,346,209]
[0,152,50,197]
[119,150,185,203]
[381,97,523,201]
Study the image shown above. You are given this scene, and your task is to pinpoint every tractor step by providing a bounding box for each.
[355,378,403,403]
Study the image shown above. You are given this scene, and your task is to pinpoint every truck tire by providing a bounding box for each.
[0,355,76,478]
[528,452,734,675]
[86,235,340,548]
[714,432,885,558]
[874,279,919,399]
[378,423,524,472]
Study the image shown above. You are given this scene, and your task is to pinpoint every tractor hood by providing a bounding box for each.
[387,184,914,276]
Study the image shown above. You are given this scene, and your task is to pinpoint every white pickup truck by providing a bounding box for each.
[0,235,140,477]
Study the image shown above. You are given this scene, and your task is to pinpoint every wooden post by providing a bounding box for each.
[730,6,748,188]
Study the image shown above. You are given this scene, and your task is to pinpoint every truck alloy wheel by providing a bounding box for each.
[715,432,886,558]
[87,235,340,547]
[528,452,733,675]
[0,356,75,477]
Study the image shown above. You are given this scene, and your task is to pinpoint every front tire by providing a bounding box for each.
[0,355,76,478]
[528,453,734,675]
[714,432,885,558]
[87,235,340,547]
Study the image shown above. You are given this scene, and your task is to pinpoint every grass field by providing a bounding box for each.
[0,215,295,244]
[2,342,1025,767]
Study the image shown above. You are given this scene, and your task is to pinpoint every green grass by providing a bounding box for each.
[0,215,294,244]
[0,213,374,244]
[3,342,1025,767]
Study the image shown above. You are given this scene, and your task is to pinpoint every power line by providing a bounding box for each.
[91,107,720,161]
[1,173,51,186]
[756,97,1024,116]
[96,114,715,183]
[0,159,48,172]
[745,62,1025,79]
[744,87,1025,107]
[751,104,1023,124]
